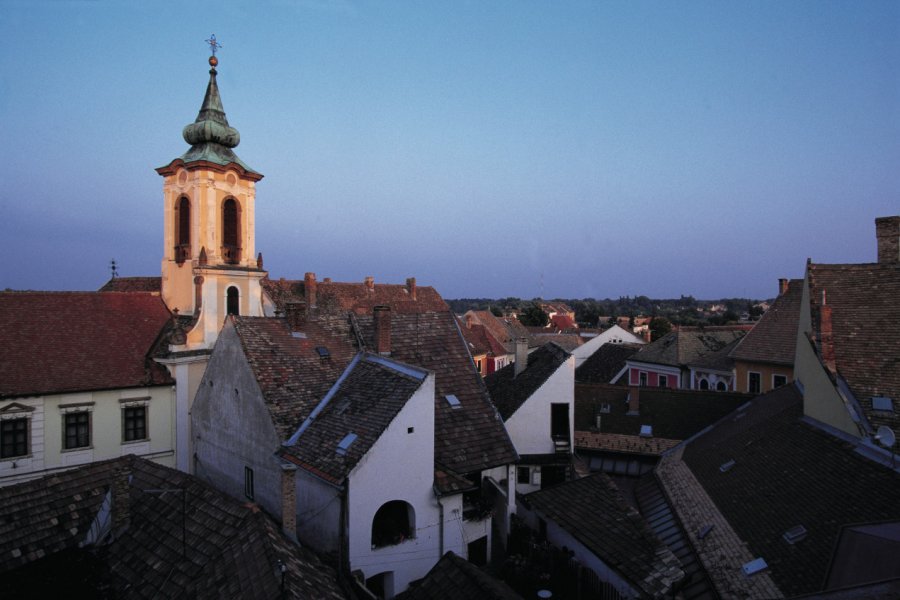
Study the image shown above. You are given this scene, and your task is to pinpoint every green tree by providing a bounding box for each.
[518,303,549,327]
[649,317,672,341]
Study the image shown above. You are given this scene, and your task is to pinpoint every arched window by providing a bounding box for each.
[698,378,709,391]
[222,198,240,264]
[227,286,240,316]
[371,500,415,548]
[716,380,728,392]
[175,196,190,263]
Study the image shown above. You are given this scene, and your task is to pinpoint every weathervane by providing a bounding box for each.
[205,34,222,56]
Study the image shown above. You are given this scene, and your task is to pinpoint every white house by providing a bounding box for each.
[570,324,646,368]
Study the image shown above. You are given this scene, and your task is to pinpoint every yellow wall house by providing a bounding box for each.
[0,292,176,486]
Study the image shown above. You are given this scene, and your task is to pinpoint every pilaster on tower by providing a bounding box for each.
[156,47,266,350]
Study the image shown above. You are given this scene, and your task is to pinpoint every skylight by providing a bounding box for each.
[872,397,894,412]
[783,525,807,545]
[336,433,357,456]
[742,557,768,576]
[639,424,653,438]
[719,459,736,473]
[445,394,461,409]
[315,346,330,358]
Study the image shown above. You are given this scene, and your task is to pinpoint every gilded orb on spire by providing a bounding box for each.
[205,34,222,67]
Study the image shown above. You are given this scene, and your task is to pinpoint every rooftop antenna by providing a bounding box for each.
[875,425,896,469]
[110,259,118,280]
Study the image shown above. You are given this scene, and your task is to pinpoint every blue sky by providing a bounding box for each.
[2,1,898,300]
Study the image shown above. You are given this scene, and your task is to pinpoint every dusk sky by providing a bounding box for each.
[2,2,898,300]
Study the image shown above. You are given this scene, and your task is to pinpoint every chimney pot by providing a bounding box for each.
[280,462,298,542]
[643,329,651,343]
[875,216,900,264]
[406,277,417,300]
[514,338,528,376]
[627,386,640,416]
[284,300,307,330]
[304,272,317,308]
[374,305,391,355]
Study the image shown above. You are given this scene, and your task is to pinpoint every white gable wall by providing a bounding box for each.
[504,355,575,456]
[346,373,437,595]
[571,325,645,368]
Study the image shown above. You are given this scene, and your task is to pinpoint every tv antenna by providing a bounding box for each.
[875,425,896,468]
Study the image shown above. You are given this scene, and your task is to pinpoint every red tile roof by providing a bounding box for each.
[98,276,162,292]
[261,277,447,314]
[0,292,173,398]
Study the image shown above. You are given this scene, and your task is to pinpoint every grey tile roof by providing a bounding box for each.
[630,327,747,370]
[807,262,900,433]
[398,551,523,600]
[729,279,803,366]
[575,342,642,383]
[679,384,900,597]
[279,353,428,485]
[521,472,684,597]
[0,455,348,599]
[484,342,571,421]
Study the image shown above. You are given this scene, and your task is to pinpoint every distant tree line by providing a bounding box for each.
[446,295,767,329]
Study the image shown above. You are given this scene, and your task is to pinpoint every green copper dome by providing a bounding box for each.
[176,57,259,175]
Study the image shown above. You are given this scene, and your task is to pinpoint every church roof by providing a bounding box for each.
[0,291,173,398]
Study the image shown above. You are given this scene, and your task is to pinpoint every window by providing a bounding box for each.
[699,378,709,390]
[1,418,28,458]
[372,501,415,547]
[658,375,668,388]
[716,380,728,392]
[64,412,91,449]
[475,359,483,373]
[639,372,648,387]
[773,374,787,389]
[222,198,240,264]
[175,196,190,263]
[244,466,255,500]
[227,286,240,316]
[123,406,147,441]
[748,372,761,395]
[517,466,530,485]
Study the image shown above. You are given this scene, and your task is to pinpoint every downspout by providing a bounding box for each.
[433,486,444,557]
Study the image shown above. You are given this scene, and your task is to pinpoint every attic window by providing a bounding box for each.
[872,397,894,412]
[742,557,768,576]
[783,525,808,545]
[336,433,357,456]
[639,424,653,438]
[598,403,611,414]
[315,346,330,359]
[291,331,307,339]
[445,395,461,409]
[719,459,736,473]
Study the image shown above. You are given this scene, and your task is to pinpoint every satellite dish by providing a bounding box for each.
[875,426,896,449]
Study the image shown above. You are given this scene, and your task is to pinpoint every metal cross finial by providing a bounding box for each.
[205,34,222,56]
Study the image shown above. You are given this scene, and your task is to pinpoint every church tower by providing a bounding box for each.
[156,44,266,350]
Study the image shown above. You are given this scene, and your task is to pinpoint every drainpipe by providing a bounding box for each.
[437,495,445,557]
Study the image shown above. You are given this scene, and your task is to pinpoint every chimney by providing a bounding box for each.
[112,466,131,534]
[642,329,651,343]
[465,313,474,329]
[627,386,640,416]
[406,277,417,301]
[514,338,528,377]
[280,462,298,542]
[304,272,317,308]
[876,216,900,264]
[778,278,789,296]
[364,276,375,292]
[374,305,391,355]
[284,300,307,330]
[323,277,332,283]
[819,290,836,373]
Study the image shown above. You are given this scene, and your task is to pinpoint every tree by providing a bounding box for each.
[649,317,672,341]
[518,303,549,327]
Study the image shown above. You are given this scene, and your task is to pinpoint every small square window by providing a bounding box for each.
[1,418,28,459]
[773,375,787,389]
[407,427,414,434]
[517,466,530,485]
[64,412,91,450]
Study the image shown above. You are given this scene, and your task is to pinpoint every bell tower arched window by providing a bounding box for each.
[222,198,240,264]
[227,286,240,316]
[175,196,191,264]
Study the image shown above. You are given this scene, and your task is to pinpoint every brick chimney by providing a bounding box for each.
[819,290,836,373]
[778,278,789,296]
[514,338,528,377]
[280,462,298,542]
[876,216,900,264]
[406,277,417,301]
[284,300,307,330]
[365,276,375,292]
[642,329,651,343]
[112,465,131,534]
[304,272,317,308]
[374,305,391,355]
[627,386,640,416]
